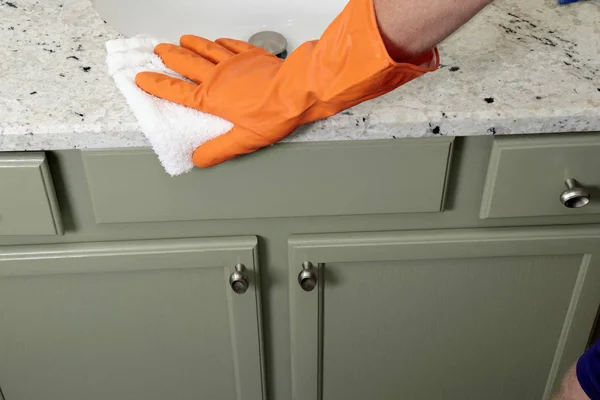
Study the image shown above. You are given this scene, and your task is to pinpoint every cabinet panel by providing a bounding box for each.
[481,134,600,219]
[82,139,453,223]
[0,237,264,400]
[0,152,62,235]
[289,227,600,400]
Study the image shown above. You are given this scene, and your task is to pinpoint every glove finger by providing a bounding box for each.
[192,126,272,168]
[180,35,235,63]
[136,72,201,110]
[154,43,215,84]
[215,38,263,54]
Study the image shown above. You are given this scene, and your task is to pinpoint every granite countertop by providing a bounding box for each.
[0,0,599,151]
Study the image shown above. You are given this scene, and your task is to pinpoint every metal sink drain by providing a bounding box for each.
[248,31,288,58]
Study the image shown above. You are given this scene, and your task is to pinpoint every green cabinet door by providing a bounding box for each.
[0,237,264,400]
[289,227,600,400]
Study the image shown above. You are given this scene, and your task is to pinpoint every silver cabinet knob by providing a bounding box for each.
[229,264,249,294]
[298,262,318,292]
[560,178,591,209]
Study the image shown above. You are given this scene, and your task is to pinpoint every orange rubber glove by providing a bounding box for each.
[136,0,439,168]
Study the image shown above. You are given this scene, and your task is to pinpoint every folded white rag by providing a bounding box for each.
[105,36,233,176]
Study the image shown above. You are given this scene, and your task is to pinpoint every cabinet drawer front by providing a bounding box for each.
[0,152,62,235]
[82,139,453,224]
[481,134,600,219]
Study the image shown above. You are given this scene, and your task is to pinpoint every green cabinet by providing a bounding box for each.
[0,237,265,400]
[3,136,600,400]
[289,227,600,400]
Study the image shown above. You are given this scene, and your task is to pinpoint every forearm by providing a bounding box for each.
[374,0,494,60]
[552,364,590,400]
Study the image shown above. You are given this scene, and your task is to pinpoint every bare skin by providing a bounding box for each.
[552,364,590,400]
[374,0,494,60]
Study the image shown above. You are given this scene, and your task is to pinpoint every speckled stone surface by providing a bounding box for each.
[0,0,599,150]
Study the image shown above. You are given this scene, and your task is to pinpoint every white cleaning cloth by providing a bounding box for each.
[106,35,233,176]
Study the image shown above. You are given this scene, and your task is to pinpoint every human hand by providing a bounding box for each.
[136,0,438,168]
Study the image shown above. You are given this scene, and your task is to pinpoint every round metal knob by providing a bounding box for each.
[229,264,249,294]
[298,262,318,292]
[560,178,591,209]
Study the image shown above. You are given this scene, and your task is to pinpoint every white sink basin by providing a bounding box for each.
[91,0,347,51]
